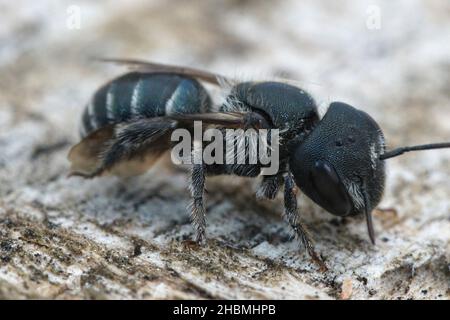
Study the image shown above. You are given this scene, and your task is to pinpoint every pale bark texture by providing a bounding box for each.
[0,0,449,299]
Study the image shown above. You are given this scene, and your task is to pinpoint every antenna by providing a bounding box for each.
[380,142,450,160]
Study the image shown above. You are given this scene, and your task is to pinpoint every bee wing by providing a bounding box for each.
[68,118,176,178]
[68,110,269,178]
[169,111,272,130]
[97,58,230,86]
[169,112,248,127]
[68,124,115,177]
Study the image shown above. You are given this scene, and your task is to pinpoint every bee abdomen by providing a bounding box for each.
[80,72,212,137]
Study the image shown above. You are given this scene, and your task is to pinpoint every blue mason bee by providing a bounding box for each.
[68,59,450,270]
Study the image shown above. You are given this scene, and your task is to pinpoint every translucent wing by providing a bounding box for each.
[67,112,268,178]
[97,58,230,86]
[68,118,176,178]
[169,112,272,129]
[68,124,115,177]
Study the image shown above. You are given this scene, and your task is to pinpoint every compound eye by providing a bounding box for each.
[310,160,353,216]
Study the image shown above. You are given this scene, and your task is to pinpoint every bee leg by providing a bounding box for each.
[256,174,283,200]
[88,119,174,176]
[284,172,327,271]
[188,163,207,245]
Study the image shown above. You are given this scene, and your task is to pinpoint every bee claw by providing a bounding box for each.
[310,251,328,272]
[182,239,202,250]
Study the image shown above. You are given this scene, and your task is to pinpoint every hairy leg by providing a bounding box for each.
[283,172,327,271]
[188,163,207,244]
[256,174,284,200]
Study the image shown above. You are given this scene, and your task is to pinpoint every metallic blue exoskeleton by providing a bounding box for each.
[80,72,211,138]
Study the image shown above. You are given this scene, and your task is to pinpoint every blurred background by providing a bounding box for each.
[0,0,449,299]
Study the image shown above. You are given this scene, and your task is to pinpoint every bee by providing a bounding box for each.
[68,59,450,270]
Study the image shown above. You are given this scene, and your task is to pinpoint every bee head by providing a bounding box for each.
[289,102,386,244]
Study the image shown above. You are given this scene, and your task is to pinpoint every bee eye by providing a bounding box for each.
[310,160,352,216]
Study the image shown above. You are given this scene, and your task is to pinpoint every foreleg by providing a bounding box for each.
[283,172,327,271]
